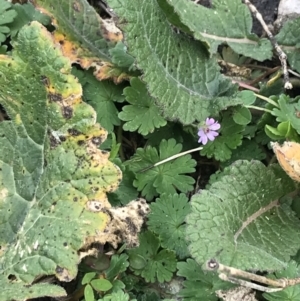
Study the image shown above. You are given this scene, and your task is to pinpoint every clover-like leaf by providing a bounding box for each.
[200,112,245,161]
[0,22,151,301]
[263,261,300,301]
[271,94,300,135]
[186,160,300,271]
[128,231,177,283]
[128,139,196,200]
[106,0,242,124]
[0,0,17,42]
[158,0,272,61]
[177,259,233,301]
[148,194,190,259]
[82,71,124,133]
[119,78,167,135]
[100,290,135,301]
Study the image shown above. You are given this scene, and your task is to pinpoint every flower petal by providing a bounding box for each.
[206,131,219,141]
[208,122,220,131]
[201,134,208,145]
[206,118,215,126]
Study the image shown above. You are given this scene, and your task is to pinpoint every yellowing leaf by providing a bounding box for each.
[0,22,148,301]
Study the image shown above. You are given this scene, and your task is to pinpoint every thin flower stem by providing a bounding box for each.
[246,105,272,113]
[137,146,203,173]
[253,93,279,108]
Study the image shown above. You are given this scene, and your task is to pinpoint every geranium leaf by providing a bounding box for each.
[105,0,242,124]
[128,231,177,283]
[148,193,190,258]
[82,71,124,133]
[119,78,167,135]
[186,160,300,271]
[271,95,300,135]
[0,0,17,42]
[128,139,196,200]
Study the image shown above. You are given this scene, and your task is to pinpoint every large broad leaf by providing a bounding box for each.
[157,0,272,61]
[0,22,149,301]
[105,0,242,124]
[34,0,130,82]
[186,160,300,271]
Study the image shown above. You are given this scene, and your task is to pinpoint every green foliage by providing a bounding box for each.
[148,194,190,258]
[200,112,245,161]
[157,0,272,61]
[119,78,167,135]
[2,0,300,300]
[263,262,300,301]
[128,139,196,200]
[186,160,300,271]
[271,95,300,135]
[0,21,121,300]
[35,0,117,62]
[82,71,124,133]
[128,231,177,283]
[0,0,17,42]
[276,18,300,73]
[106,0,242,124]
[220,139,266,168]
[9,3,51,38]
[177,259,233,301]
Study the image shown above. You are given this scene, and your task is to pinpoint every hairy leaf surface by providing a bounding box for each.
[186,160,300,271]
[106,0,242,124]
[158,0,272,61]
[0,22,122,300]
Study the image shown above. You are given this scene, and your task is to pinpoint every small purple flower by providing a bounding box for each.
[197,118,221,145]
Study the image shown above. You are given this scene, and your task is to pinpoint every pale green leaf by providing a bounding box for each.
[91,279,113,292]
[106,0,242,124]
[233,106,252,125]
[82,272,96,285]
[186,160,300,271]
[119,78,167,135]
[158,0,272,61]
[84,284,95,301]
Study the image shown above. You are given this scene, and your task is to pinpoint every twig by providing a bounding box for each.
[242,0,292,89]
[232,80,259,92]
[137,146,203,173]
[207,259,300,291]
